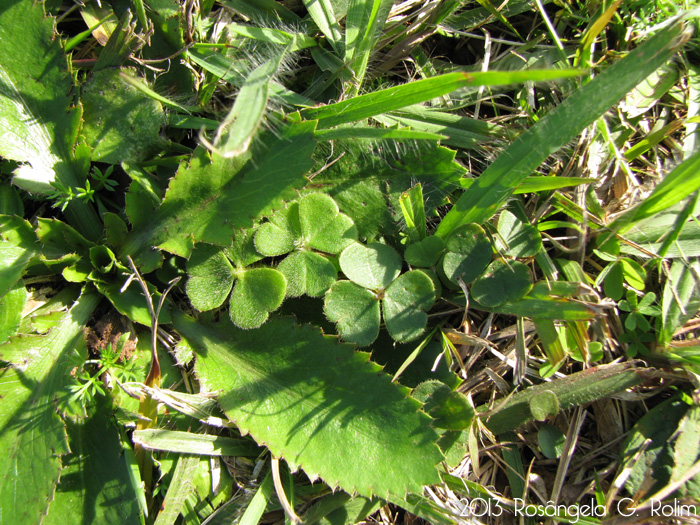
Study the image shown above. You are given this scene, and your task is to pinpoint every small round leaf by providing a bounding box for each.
[529,390,560,421]
[442,224,493,285]
[324,280,380,346]
[413,380,475,430]
[471,259,532,307]
[278,250,337,297]
[339,242,402,290]
[186,244,235,311]
[620,258,646,291]
[603,261,624,301]
[229,268,286,329]
[300,193,357,254]
[383,271,435,343]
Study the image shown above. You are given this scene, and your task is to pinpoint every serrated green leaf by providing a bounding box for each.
[229,268,286,329]
[496,210,542,258]
[339,243,402,290]
[300,193,358,254]
[278,250,337,297]
[0,291,100,523]
[324,280,381,346]
[441,224,493,285]
[81,69,164,164]
[122,121,317,260]
[35,217,93,260]
[383,271,435,343]
[186,244,235,311]
[472,260,532,308]
[173,313,442,498]
[44,396,141,524]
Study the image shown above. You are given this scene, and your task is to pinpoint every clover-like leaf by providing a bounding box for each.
[404,236,445,268]
[186,244,235,312]
[299,193,357,253]
[254,203,301,257]
[413,380,475,430]
[496,210,542,258]
[225,227,266,268]
[339,242,402,290]
[278,250,337,297]
[471,259,532,307]
[442,223,493,285]
[229,268,287,329]
[383,271,435,343]
[324,281,380,346]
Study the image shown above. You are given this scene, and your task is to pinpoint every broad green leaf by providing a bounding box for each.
[35,217,93,260]
[413,380,474,431]
[538,424,566,460]
[44,396,140,524]
[94,273,172,326]
[620,257,646,290]
[133,429,260,456]
[229,268,286,329]
[441,224,493,285]
[0,291,100,523]
[324,280,381,346]
[339,243,402,290]
[471,260,532,308]
[0,186,23,216]
[186,244,235,311]
[496,210,542,258]
[300,193,358,253]
[302,69,585,129]
[0,0,100,239]
[278,251,337,297]
[212,48,287,157]
[404,236,445,268]
[383,271,435,343]
[0,280,26,344]
[81,69,164,164]
[436,20,689,237]
[255,213,300,257]
[0,215,38,299]
[603,261,624,301]
[224,227,265,268]
[174,313,442,498]
[122,121,317,260]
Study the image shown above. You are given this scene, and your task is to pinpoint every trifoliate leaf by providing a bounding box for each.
[383,271,435,343]
[186,244,235,311]
[299,193,357,254]
[404,236,445,268]
[254,203,301,257]
[496,210,542,258]
[339,243,402,290]
[174,313,442,499]
[471,260,532,307]
[442,224,493,285]
[278,250,337,297]
[324,281,380,346]
[229,268,286,329]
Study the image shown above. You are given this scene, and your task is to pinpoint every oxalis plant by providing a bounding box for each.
[2,1,700,524]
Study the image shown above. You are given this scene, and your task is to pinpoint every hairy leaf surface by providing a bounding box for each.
[173,313,442,498]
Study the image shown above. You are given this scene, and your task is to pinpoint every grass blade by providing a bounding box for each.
[133,429,260,456]
[302,0,344,54]
[302,69,585,129]
[436,19,689,238]
[344,0,393,92]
